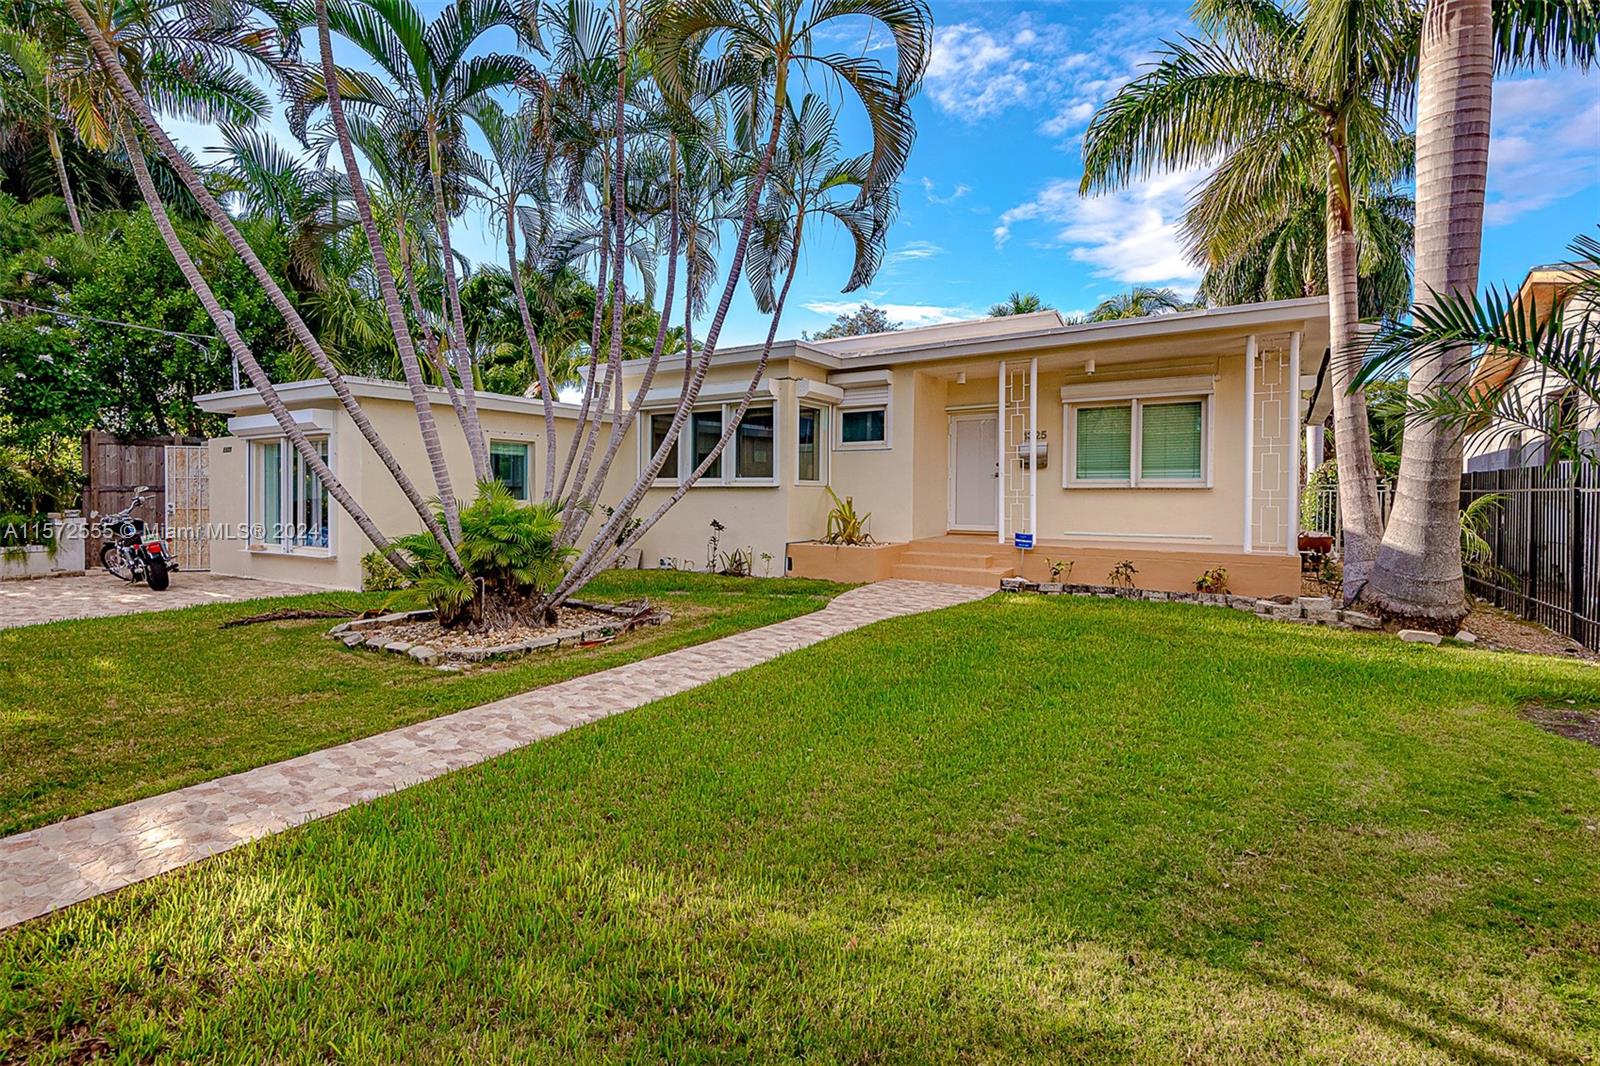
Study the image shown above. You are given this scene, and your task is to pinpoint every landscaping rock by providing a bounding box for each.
[363,633,390,650]
[408,645,439,663]
[1038,583,1064,594]
[1455,630,1478,644]
[341,632,366,647]
[383,641,413,654]
[1399,629,1443,645]
[327,621,351,636]
[1226,596,1258,611]
[1339,610,1381,629]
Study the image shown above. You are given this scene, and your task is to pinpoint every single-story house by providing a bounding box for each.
[195,296,1332,596]
[1463,264,1594,473]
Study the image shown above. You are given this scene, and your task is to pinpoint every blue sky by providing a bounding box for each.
[169,0,1600,348]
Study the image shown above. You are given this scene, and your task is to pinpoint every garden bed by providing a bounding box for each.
[328,599,670,665]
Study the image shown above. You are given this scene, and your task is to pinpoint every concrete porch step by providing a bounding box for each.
[895,549,1007,568]
[889,563,1016,587]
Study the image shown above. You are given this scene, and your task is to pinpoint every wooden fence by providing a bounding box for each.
[1460,463,1600,649]
[81,431,205,567]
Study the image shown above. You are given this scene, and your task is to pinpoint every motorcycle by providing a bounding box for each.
[98,486,174,591]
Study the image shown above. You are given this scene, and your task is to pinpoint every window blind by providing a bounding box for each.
[1075,405,1131,480]
[1139,401,1203,480]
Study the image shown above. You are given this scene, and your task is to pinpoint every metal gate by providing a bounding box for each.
[163,445,211,571]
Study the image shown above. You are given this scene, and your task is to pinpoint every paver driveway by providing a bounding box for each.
[0,580,990,929]
[0,571,329,630]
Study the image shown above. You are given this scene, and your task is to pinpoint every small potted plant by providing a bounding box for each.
[1194,566,1230,595]
[1040,557,1073,593]
[1108,559,1138,590]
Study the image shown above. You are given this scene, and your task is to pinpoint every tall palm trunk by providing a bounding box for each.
[427,119,490,480]
[60,0,463,571]
[114,114,408,573]
[503,207,559,498]
[46,122,82,234]
[1364,0,1492,631]
[316,0,461,540]
[1324,115,1385,602]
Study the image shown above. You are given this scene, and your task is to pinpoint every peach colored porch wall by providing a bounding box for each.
[826,365,919,544]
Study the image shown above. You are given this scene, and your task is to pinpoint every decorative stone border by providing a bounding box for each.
[325,599,669,667]
[1001,578,1383,631]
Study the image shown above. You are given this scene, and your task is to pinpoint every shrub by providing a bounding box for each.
[362,551,410,592]
[1108,560,1138,588]
[1195,566,1230,594]
[392,481,576,629]
[822,487,875,546]
[1046,557,1073,582]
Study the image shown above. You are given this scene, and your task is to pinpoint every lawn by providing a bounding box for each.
[0,571,847,836]
[4,593,1600,1063]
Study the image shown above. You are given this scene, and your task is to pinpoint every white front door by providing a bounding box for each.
[949,415,998,531]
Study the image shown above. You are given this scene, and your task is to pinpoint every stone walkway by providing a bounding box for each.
[0,580,990,929]
[0,572,330,630]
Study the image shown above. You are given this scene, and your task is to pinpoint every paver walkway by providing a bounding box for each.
[0,580,989,929]
[0,572,328,630]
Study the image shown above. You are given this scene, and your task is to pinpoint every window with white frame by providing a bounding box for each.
[835,380,891,449]
[1066,395,1209,487]
[251,436,332,550]
[643,403,779,485]
[797,405,824,482]
[489,440,531,500]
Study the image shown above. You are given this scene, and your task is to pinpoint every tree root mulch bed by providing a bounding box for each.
[1521,702,1600,747]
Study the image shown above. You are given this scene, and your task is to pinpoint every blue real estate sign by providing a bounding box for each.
[1013,532,1034,550]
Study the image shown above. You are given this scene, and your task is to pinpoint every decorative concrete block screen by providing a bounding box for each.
[1251,340,1293,553]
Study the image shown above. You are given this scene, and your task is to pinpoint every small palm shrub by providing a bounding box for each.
[393,481,576,630]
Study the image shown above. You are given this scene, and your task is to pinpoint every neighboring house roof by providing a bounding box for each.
[1467,265,1583,397]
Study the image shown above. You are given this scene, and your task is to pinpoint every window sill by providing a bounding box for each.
[247,545,335,558]
[834,442,891,452]
[1064,480,1211,490]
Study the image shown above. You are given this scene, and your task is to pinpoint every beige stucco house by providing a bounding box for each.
[196,296,1331,597]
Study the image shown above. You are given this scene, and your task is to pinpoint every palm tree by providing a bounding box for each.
[1357,230,1600,468]
[1087,286,1201,321]
[59,0,465,570]
[989,291,1050,317]
[313,0,537,480]
[1082,0,1412,600]
[1361,0,1598,630]
[0,20,83,231]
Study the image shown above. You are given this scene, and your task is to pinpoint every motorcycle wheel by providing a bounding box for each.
[145,558,170,591]
[100,543,135,582]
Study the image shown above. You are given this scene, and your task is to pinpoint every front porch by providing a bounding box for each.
[790,534,1302,597]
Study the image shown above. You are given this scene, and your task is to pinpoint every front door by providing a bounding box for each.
[949,415,998,531]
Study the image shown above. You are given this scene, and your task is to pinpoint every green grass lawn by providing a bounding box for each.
[0,571,846,836]
[4,593,1600,1063]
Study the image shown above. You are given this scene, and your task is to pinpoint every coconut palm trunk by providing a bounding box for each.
[1325,119,1385,602]
[113,113,408,573]
[315,0,462,540]
[45,122,82,234]
[60,0,464,570]
[1362,0,1494,630]
[503,210,560,498]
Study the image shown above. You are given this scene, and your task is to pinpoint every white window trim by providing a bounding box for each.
[640,402,781,488]
[1064,395,1212,490]
[489,439,533,501]
[247,433,337,556]
[835,404,891,451]
[796,403,827,485]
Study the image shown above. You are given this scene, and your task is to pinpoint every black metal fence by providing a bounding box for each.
[1461,463,1600,648]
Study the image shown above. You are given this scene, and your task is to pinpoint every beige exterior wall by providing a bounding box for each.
[197,305,1323,589]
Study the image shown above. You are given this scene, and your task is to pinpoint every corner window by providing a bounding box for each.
[840,408,886,445]
[252,436,331,550]
[489,440,530,500]
[1067,396,1208,488]
[692,408,723,480]
[648,411,679,483]
[797,405,822,482]
[735,406,775,480]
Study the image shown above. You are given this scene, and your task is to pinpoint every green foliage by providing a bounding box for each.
[1046,557,1073,582]
[1088,286,1201,321]
[1195,566,1230,593]
[393,481,577,626]
[361,550,410,592]
[822,486,875,546]
[805,303,899,341]
[1108,559,1139,587]
[989,291,1050,317]
[1460,493,1520,590]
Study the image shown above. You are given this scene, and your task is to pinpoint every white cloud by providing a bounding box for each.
[1484,70,1600,226]
[920,177,971,205]
[804,300,974,328]
[994,167,1210,286]
[886,240,943,265]
[924,23,1036,116]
